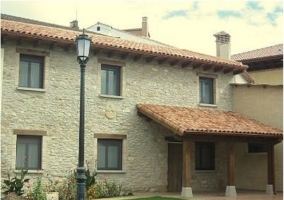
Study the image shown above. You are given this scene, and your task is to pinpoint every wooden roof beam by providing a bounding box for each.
[121,52,129,59]
[223,67,233,74]
[107,50,115,58]
[158,58,168,65]
[202,64,212,71]
[170,60,179,66]
[133,54,142,61]
[145,56,155,63]
[213,66,223,73]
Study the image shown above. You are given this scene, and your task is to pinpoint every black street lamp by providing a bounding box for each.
[75,29,91,200]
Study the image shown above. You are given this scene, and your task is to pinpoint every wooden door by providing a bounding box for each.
[168,143,182,192]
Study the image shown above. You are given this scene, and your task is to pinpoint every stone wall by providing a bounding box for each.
[1,39,234,192]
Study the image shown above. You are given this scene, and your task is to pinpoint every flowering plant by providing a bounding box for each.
[45,174,60,193]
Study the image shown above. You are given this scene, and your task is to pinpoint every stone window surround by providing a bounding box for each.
[94,133,127,174]
[12,129,47,174]
[15,47,50,92]
[197,72,218,108]
[97,58,125,99]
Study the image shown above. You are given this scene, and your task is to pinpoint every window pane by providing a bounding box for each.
[28,144,39,169]
[101,70,107,94]
[98,144,106,169]
[16,144,26,169]
[19,61,29,87]
[30,62,41,88]
[195,142,215,170]
[108,146,119,168]
[107,70,116,95]
[248,143,267,153]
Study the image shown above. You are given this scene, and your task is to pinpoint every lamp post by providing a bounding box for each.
[75,29,91,200]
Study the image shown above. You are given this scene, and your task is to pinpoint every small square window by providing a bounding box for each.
[101,65,121,96]
[195,142,215,170]
[97,139,122,170]
[248,143,267,153]
[199,77,214,104]
[19,55,44,89]
[16,135,42,170]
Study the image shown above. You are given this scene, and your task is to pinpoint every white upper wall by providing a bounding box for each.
[87,22,168,46]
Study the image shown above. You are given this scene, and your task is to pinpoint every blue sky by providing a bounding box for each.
[1,0,283,56]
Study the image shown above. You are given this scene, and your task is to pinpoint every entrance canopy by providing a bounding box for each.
[137,104,282,140]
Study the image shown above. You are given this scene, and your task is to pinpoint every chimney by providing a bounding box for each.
[70,20,79,30]
[142,17,148,38]
[214,31,231,59]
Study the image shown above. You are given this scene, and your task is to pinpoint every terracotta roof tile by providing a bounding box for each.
[137,104,282,138]
[231,44,283,61]
[1,17,247,71]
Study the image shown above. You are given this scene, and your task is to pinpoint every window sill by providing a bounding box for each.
[96,170,126,174]
[198,103,217,108]
[14,169,44,174]
[194,170,216,173]
[17,87,46,92]
[99,94,124,99]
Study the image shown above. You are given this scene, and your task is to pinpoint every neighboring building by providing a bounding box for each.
[1,14,282,198]
[231,44,283,192]
[87,17,169,46]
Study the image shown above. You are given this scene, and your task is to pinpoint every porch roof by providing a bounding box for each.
[137,104,282,139]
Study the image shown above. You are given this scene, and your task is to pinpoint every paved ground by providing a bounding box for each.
[109,190,283,200]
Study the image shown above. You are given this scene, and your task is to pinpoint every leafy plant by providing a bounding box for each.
[3,169,29,196]
[29,177,46,200]
[58,171,77,200]
[85,168,97,190]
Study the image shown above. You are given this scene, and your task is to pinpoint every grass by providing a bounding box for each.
[127,196,184,200]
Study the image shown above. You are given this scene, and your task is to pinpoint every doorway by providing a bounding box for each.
[168,142,182,192]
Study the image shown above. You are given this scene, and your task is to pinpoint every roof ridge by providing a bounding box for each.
[1,13,80,31]
[232,43,283,56]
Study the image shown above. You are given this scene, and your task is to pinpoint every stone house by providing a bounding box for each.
[231,44,283,192]
[0,14,282,198]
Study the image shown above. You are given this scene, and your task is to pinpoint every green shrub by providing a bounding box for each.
[3,169,29,196]
[87,179,123,199]
[28,177,46,200]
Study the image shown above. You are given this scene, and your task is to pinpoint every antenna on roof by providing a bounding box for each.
[70,10,79,30]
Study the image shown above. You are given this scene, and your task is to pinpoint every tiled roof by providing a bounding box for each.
[137,104,282,138]
[231,44,283,61]
[1,15,247,71]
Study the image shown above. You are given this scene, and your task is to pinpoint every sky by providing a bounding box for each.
[1,0,283,56]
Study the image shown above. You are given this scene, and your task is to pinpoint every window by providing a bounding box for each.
[16,136,42,170]
[19,54,44,88]
[195,142,215,170]
[97,139,122,170]
[101,65,121,96]
[248,143,267,153]
[199,77,214,104]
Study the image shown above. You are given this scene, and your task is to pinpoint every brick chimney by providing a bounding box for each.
[214,31,231,59]
[70,20,79,30]
[142,17,148,37]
